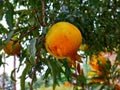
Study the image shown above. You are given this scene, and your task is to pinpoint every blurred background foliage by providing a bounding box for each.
[0,73,14,90]
[0,0,120,90]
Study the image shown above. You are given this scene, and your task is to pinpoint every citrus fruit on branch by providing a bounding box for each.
[45,22,82,66]
[4,40,21,56]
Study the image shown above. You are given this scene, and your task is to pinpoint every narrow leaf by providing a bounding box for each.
[0,9,4,20]
[10,68,17,82]
[29,38,36,63]
[5,2,14,29]
[92,84,103,90]
[5,31,14,44]
[0,0,4,9]
[20,63,30,90]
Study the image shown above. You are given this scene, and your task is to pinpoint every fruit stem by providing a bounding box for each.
[67,53,82,68]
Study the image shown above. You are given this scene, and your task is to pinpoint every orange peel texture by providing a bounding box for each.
[45,22,82,66]
[4,40,21,56]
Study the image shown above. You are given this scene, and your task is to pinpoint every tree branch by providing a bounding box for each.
[29,36,45,90]
[19,26,38,42]
[41,0,46,26]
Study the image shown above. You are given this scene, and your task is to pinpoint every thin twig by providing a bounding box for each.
[13,56,16,90]
[29,36,44,90]
[29,51,40,90]
[3,54,6,90]
[19,26,38,41]
[41,0,46,26]
[35,12,42,26]
[34,0,46,27]
[30,67,36,90]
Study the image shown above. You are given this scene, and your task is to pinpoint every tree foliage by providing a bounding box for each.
[0,0,120,90]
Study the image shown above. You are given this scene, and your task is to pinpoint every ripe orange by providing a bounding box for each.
[3,40,21,56]
[45,22,82,66]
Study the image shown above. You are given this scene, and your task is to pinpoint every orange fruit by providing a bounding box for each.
[63,82,71,87]
[89,53,107,76]
[3,40,21,56]
[45,22,82,66]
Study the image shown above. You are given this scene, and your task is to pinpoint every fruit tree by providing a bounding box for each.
[0,0,120,90]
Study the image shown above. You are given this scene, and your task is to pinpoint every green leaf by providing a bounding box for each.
[43,68,51,79]
[0,39,2,50]
[5,30,14,44]
[47,59,64,90]
[20,63,30,90]
[82,62,91,77]
[77,75,86,85]
[91,84,103,90]
[116,48,120,62]
[0,9,4,20]
[0,0,4,9]
[5,1,14,29]
[48,60,58,90]
[0,55,3,66]
[63,59,72,81]
[0,24,8,34]
[29,38,36,63]
[10,68,17,82]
